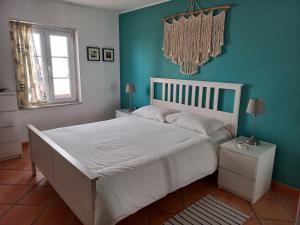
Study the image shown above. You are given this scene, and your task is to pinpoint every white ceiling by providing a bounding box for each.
[55,0,171,13]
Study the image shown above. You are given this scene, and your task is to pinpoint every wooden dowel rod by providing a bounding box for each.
[161,5,231,22]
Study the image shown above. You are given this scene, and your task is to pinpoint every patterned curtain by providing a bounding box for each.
[9,21,47,108]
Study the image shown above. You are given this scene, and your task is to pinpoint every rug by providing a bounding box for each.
[163,195,250,225]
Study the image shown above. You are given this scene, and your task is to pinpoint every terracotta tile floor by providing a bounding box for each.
[0,145,298,225]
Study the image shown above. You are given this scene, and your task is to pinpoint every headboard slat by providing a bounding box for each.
[173,84,177,103]
[150,77,243,136]
[198,85,203,108]
[185,85,189,105]
[205,87,211,109]
[179,85,183,104]
[162,83,166,101]
[213,88,219,111]
[191,85,196,107]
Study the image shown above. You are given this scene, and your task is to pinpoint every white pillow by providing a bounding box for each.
[166,112,225,135]
[133,105,177,122]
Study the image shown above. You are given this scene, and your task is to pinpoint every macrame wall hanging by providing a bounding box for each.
[162,0,231,75]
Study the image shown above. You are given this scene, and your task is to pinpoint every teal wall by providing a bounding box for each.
[119,0,300,188]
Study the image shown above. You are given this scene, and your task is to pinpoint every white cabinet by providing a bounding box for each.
[0,92,22,161]
[115,109,133,118]
[218,136,276,204]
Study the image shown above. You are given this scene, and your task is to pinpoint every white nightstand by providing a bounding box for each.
[218,136,276,204]
[115,109,133,118]
[0,92,22,161]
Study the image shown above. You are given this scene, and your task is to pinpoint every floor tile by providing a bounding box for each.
[271,183,299,201]
[0,170,43,185]
[253,194,293,221]
[260,220,295,225]
[0,205,44,225]
[117,209,148,225]
[212,187,235,197]
[149,212,175,225]
[0,184,31,203]
[211,189,256,219]
[149,193,183,214]
[244,219,260,225]
[0,158,33,170]
[279,197,299,220]
[19,186,63,206]
[167,189,182,198]
[21,145,30,158]
[33,204,73,225]
[183,194,203,207]
[0,204,12,217]
[269,185,299,220]
[69,216,84,225]
[182,178,217,196]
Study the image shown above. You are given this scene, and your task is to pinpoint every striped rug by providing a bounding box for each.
[163,195,249,225]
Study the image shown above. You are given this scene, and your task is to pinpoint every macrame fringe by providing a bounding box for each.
[163,11,226,75]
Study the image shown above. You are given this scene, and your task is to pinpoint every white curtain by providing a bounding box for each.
[9,21,47,108]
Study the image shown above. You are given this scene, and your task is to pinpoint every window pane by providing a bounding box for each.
[34,56,45,77]
[33,33,42,56]
[52,57,69,78]
[50,35,68,57]
[53,78,71,98]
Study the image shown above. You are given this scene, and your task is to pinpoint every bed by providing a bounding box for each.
[27,77,243,225]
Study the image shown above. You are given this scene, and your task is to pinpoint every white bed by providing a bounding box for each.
[43,116,231,225]
[27,78,243,225]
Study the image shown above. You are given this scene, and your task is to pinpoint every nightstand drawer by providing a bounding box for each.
[0,111,19,128]
[0,95,18,112]
[0,127,20,143]
[220,148,257,179]
[218,168,254,200]
[0,141,22,161]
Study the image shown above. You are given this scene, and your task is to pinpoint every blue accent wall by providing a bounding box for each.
[119,0,300,188]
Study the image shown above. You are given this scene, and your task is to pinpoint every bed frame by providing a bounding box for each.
[27,77,243,225]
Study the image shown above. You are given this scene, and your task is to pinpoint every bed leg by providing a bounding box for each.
[31,161,36,176]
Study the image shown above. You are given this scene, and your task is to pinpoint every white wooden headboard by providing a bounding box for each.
[150,77,243,136]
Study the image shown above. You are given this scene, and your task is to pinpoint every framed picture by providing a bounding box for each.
[87,47,100,61]
[102,48,114,62]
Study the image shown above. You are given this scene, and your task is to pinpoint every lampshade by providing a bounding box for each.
[126,84,135,93]
[246,98,265,115]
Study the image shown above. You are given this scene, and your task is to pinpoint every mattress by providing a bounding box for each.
[43,116,231,225]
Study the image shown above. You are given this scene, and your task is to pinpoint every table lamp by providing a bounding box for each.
[126,84,135,112]
[246,98,265,146]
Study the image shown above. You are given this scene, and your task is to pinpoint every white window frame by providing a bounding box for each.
[32,25,80,105]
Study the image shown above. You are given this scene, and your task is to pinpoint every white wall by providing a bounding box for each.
[0,0,120,141]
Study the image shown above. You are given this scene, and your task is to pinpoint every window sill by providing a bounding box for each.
[19,101,82,110]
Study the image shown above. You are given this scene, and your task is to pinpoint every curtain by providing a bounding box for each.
[9,21,46,108]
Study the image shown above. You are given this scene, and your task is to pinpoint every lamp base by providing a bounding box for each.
[245,136,260,146]
[128,108,134,112]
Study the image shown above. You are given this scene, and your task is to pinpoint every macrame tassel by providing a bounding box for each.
[210,11,226,57]
[198,12,213,66]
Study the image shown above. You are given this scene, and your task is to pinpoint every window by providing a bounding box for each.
[31,26,79,104]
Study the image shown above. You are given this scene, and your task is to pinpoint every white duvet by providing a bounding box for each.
[43,116,231,225]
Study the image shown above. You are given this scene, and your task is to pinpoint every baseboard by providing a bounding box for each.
[271,180,300,193]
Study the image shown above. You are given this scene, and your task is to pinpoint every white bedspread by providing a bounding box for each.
[43,116,231,225]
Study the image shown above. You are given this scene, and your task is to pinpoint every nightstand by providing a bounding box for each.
[218,136,276,204]
[0,92,22,161]
[115,109,133,118]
